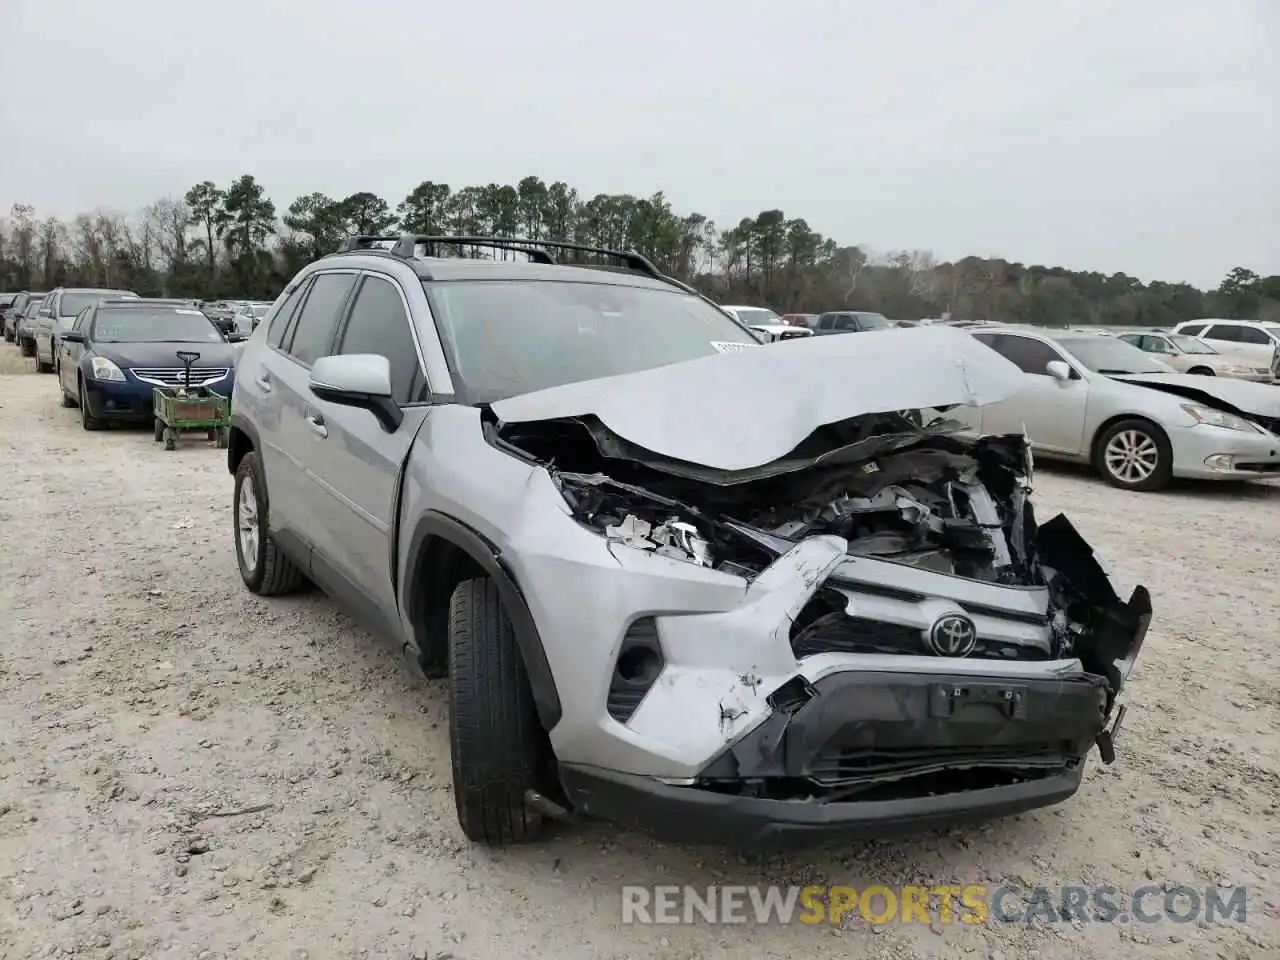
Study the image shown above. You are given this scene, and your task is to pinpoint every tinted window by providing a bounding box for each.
[1116,333,1142,347]
[854,312,892,331]
[1178,323,1207,336]
[284,273,357,365]
[268,279,311,349]
[73,307,93,332]
[994,335,1065,375]
[1204,324,1240,342]
[1235,326,1270,345]
[833,314,858,331]
[335,276,428,404]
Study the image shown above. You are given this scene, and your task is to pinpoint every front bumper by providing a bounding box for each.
[83,373,234,422]
[1170,423,1280,479]
[559,667,1122,846]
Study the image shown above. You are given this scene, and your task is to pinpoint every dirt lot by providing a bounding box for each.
[1,357,1277,960]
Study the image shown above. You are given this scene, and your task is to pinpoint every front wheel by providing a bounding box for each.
[18,337,34,358]
[1187,366,1215,376]
[448,577,547,845]
[233,450,307,595]
[1095,419,1173,491]
[78,380,104,431]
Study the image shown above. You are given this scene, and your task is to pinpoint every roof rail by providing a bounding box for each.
[338,235,401,252]
[389,234,665,279]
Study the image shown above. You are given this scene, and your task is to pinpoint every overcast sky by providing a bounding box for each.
[1,0,1275,288]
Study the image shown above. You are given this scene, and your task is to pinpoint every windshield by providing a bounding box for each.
[1054,336,1172,374]
[424,280,760,402]
[91,308,223,343]
[61,291,134,317]
[731,307,781,326]
[856,312,893,330]
[1263,324,1280,341]
[1169,334,1217,355]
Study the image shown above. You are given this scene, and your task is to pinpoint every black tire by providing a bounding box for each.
[19,337,34,357]
[1187,366,1215,376]
[215,426,229,449]
[4,330,13,343]
[1094,418,1173,491]
[60,389,76,408]
[153,418,165,442]
[78,379,104,431]
[36,354,53,374]
[448,577,546,845]
[233,450,307,595]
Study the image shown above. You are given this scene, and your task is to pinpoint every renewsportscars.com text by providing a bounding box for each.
[620,884,1249,926]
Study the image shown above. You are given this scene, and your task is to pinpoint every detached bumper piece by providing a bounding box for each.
[559,670,1110,848]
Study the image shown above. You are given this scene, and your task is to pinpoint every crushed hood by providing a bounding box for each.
[491,326,1024,471]
[1112,373,1280,421]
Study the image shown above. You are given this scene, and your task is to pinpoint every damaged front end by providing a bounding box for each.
[493,408,1152,841]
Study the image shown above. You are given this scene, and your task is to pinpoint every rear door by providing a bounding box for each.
[262,271,360,552]
[301,272,432,633]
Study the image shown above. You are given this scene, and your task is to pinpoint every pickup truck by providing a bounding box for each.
[812,311,894,335]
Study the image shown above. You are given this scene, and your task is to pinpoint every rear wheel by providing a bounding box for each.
[1187,366,1215,376]
[1095,419,1173,491]
[448,577,547,845]
[18,337,34,357]
[233,450,307,595]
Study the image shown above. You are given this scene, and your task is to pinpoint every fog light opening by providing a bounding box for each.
[1203,454,1235,472]
[616,645,662,686]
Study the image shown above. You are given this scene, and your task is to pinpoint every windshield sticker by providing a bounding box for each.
[710,341,758,353]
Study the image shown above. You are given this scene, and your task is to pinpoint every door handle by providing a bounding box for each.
[306,414,328,438]
[255,374,272,392]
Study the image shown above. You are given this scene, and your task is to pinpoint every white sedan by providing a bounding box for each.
[947,326,1280,491]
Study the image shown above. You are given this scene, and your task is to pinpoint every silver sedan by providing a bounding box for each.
[947,326,1280,491]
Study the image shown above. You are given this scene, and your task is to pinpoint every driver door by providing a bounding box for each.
[60,308,93,395]
[971,333,1090,456]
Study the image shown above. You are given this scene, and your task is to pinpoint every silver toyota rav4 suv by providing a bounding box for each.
[227,235,1152,847]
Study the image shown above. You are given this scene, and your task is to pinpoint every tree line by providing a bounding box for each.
[1,174,1276,327]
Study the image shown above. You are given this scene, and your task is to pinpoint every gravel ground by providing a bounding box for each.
[1,357,1277,960]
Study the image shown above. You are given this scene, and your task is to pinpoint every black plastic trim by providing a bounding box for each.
[404,511,562,730]
[227,412,261,474]
[558,761,1086,849]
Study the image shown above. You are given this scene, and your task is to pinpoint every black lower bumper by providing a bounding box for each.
[559,760,1085,847]
[560,669,1113,848]
[83,384,154,421]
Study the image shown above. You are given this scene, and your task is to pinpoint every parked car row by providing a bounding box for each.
[2,290,246,432]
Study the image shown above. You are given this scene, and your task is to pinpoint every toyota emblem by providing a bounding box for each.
[928,614,978,657]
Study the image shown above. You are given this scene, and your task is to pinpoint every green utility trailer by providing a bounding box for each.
[151,350,231,451]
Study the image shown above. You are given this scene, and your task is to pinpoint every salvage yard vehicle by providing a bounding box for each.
[812,310,895,335]
[15,299,46,356]
[57,298,239,431]
[955,326,1280,491]
[34,287,139,373]
[719,305,814,342]
[1171,318,1280,382]
[4,291,47,342]
[1114,331,1273,382]
[226,234,1149,848]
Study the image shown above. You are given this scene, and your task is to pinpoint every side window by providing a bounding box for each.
[267,278,312,349]
[1235,326,1269,345]
[816,313,833,330]
[833,314,857,331]
[283,273,358,366]
[335,276,428,404]
[1117,333,1142,348]
[1204,324,1240,342]
[1179,323,1206,337]
[1142,336,1170,353]
[1000,336,1064,376]
[73,308,93,333]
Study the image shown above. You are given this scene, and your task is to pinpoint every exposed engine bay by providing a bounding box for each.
[490,408,1150,696]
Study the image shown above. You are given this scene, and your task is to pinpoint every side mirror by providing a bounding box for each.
[309,354,403,432]
[1045,360,1073,382]
[61,331,85,344]
[225,332,247,342]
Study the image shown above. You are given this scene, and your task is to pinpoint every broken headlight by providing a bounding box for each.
[1181,404,1260,433]
[604,514,714,567]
